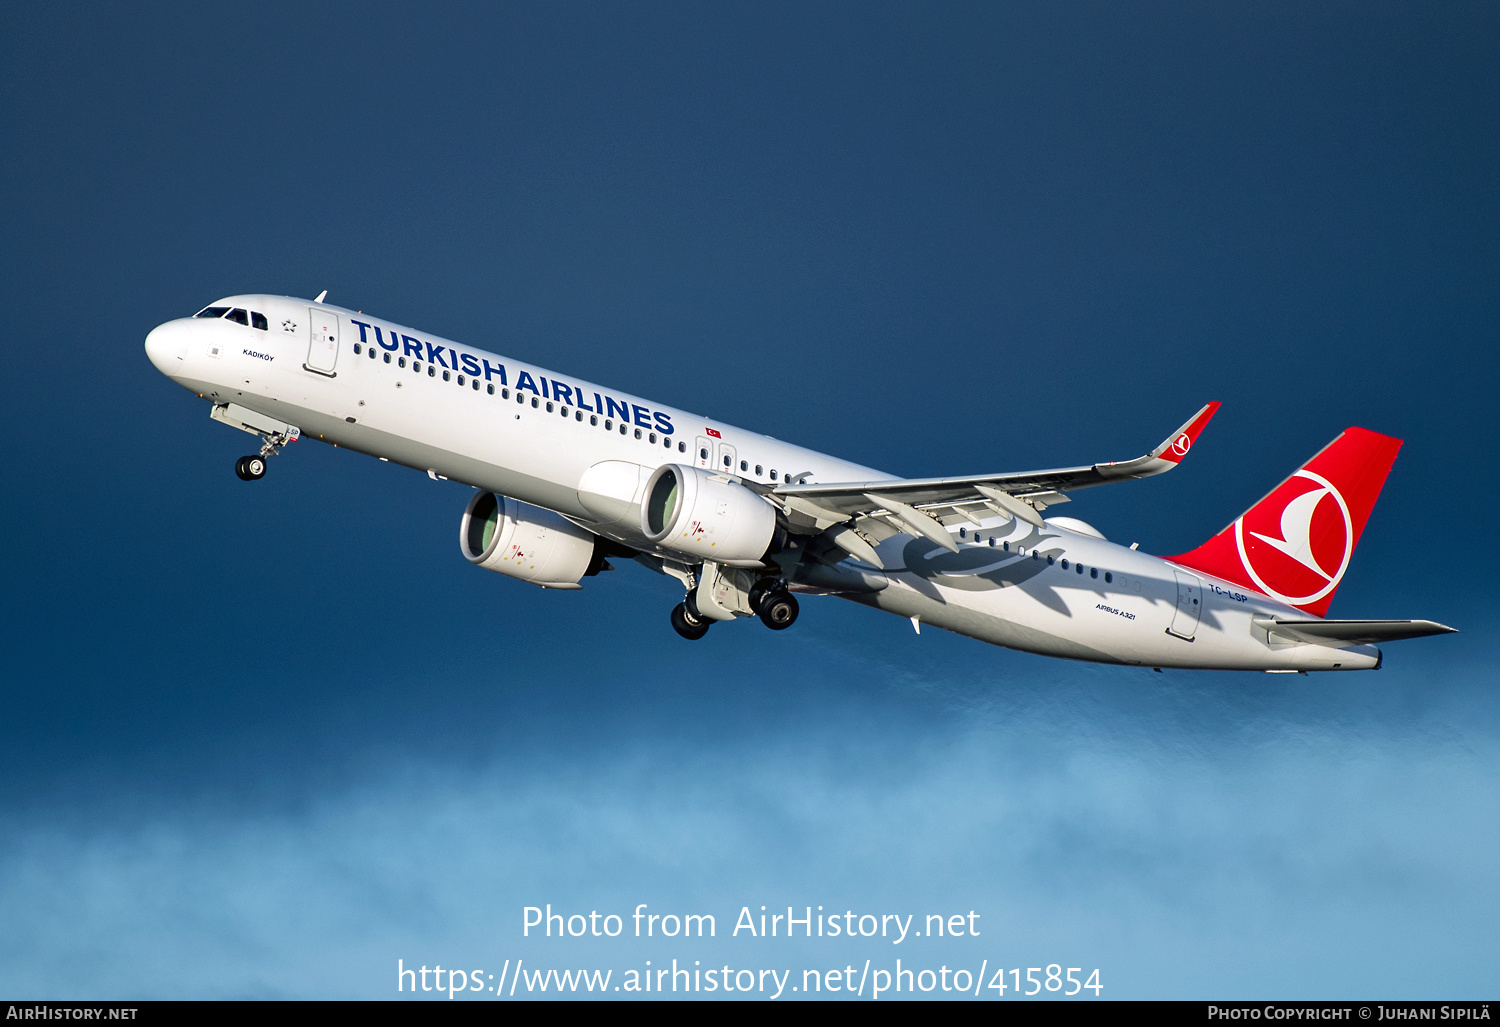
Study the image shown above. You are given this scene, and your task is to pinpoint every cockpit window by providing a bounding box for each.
[195,306,230,319]
[226,308,249,326]
[251,311,268,330]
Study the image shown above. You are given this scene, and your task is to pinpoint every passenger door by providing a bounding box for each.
[304,307,339,376]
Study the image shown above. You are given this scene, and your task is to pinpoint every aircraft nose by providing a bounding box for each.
[144,320,190,375]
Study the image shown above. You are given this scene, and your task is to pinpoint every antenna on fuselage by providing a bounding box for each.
[314,290,328,303]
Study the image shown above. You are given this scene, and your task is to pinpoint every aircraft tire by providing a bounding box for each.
[671,602,711,640]
[234,457,252,480]
[747,578,779,614]
[757,590,799,630]
[242,456,267,480]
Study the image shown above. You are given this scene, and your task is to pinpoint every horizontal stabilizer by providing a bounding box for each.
[1252,617,1456,648]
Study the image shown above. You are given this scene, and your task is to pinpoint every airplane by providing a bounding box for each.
[143,293,1454,672]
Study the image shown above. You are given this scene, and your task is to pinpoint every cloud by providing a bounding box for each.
[1,643,1495,999]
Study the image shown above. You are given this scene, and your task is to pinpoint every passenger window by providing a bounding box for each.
[576,410,583,421]
[487,384,495,395]
[195,306,230,319]
[1104,572,1113,584]
[1076,563,1084,574]
[369,346,377,359]
[414,362,422,373]
[605,419,613,430]
[443,370,451,381]
[1046,555,1053,564]
[1061,559,1068,569]
[755,465,763,476]
[619,423,627,435]
[723,455,731,466]
[227,308,249,325]
[383,352,391,363]
[677,442,686,452]
[770,470,778,480]
[740,460,748,471]
[472,380,479,390]
[1090,567,1098,579]
[353,343,362,355]
[531,397,539,408]
[700,448,708,460]
[428,366,436,377]
[398,357,406,368]
[545,401,553,412]
[1003,541,1009,551]
[591,415,598,426]
[959,528,967,539]
[457,374,465,385]
[517,392,524,403]
[251,312,268,330]
[561,406,569,416]
[503,389,510,399]
[649,432,657,443]
[634,428,642,439]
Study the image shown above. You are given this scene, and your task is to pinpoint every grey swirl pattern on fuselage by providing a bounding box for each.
[899,525,1064,593]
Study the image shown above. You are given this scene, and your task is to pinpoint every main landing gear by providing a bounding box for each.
[669,580,801,640]
[756,589,800,630]
[670,599,711,640]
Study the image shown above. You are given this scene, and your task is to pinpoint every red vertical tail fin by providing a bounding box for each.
[1169,427,1402,617]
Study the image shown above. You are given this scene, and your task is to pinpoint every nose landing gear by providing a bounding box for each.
[210,404,299,483]
[234,455,267,480]
[231,429,295,482]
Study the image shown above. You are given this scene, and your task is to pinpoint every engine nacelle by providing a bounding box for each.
[460,492,602,589]
[641,463,778,565]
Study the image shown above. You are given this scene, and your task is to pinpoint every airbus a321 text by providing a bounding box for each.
[145,294,1454,672]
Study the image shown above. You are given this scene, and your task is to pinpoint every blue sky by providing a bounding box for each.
[1,2,1496,999]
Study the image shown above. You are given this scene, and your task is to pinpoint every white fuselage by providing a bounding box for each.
[145,295,1380,672]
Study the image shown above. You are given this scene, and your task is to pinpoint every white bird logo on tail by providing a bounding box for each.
[1249,486,1335,581]
[1233,469,1354,607]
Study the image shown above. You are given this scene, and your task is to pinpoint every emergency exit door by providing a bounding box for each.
[716,443,737,475]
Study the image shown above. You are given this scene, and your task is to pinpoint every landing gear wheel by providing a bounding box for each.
[235,455,267,481]
[748,579,777,615]
[671,602,711,640]
[757,590,799,630]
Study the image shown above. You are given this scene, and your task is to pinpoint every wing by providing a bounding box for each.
[770,403,1220,564]
[1253,618,1457,648]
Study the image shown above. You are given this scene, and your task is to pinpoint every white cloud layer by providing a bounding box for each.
[2,646,1494,999]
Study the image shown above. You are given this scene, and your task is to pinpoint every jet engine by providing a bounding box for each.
[641,463,778,565]
[460,492,605,589]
